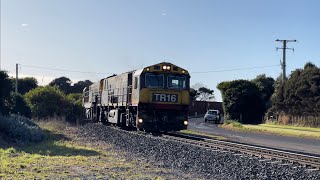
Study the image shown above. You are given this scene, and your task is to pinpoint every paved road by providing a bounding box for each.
[188,117,320,155]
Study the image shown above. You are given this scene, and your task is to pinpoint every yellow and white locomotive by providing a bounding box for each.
[82,62,190,131]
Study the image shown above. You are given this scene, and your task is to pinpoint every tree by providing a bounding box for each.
[217,80,265,124]
[270,62,320,117]
[190,88,199,101]
[72,80,93,93]
[0,70,12,115]
[49,77,72,94]
[252,74,275,109]
[198,87,215,101]
[284,62,320,116]
[12,77,38,95]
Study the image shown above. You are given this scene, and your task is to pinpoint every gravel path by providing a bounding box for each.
[78,123,320,180]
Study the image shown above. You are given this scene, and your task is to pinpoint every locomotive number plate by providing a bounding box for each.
[152,93,178,103]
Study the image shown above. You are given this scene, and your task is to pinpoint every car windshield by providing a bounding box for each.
[168,75,186,89]
[145,74,164,88]
[208,111,218,115]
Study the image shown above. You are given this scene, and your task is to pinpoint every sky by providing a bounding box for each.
[1,0,320,101]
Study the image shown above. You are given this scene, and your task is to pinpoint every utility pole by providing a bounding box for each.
[276,39,297,81]
[15,63,18,94]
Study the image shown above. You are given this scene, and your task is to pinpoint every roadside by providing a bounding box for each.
[0,120,192,179]
[221,121,320,139]
[188,118,320,155]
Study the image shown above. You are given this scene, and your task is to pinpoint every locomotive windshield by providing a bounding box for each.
[145,74,164,88]
[168,75,186,89]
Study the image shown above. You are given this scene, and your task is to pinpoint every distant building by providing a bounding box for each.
[189,101,224,116]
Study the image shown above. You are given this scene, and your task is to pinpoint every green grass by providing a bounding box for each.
[220,120,320,139]
[0,121,171,179]
[243,124,320,138]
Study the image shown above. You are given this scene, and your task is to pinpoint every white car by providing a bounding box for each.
[204,109,220,123]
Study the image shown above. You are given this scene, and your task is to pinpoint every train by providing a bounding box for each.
[82,62,190,131]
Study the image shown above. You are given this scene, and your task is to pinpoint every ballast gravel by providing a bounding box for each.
[78,123,320,180]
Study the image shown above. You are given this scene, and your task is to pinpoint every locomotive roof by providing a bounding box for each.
[102,62,189,80]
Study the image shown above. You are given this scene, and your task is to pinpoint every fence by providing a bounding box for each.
[265,114,320,127]
[188,101,223,118]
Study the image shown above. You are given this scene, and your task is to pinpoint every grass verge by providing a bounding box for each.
[220,120,320,139]
[0,120,172,179]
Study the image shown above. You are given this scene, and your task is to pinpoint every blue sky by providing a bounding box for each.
[1,0,320,101]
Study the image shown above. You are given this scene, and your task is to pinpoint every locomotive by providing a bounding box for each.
[82,62,190,131]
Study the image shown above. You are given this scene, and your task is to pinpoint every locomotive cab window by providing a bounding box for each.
[134,77,138,89]
[145,74,164,88]
[168,75,186,89]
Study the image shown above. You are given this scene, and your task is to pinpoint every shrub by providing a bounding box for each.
[7,93,32,118]
[65,93,83,123]
[0,115,44,143]
[25,86,82,123]
[24,86,69,118]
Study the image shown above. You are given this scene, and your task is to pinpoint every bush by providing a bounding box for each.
[7,93,32,118]
[0,115,44,143]
[25,86,82,123]
[65,93,82,123]
[24,86,69,118]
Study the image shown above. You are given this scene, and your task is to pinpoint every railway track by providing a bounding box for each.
[161,132,320,170]
[102,124,320,170]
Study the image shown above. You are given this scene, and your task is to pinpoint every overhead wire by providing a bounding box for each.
[18,64,115,75]
[190,64,280,74]
[18,63,280,75]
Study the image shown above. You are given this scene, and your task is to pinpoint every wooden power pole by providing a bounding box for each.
[276,39,297,81]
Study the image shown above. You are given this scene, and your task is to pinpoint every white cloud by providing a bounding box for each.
[21,23,29,27]
[161,10,167,16]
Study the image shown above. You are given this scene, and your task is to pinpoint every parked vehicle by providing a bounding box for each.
[204,109,220,123]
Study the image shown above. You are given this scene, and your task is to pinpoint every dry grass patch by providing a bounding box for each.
[0,120,175,179]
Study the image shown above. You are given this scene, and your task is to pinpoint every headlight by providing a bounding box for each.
[184,121,188,125]
[163,66,167,70]
[138,119,143,123]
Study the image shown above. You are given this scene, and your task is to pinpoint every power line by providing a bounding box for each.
[190,64,280,74]
[18,63,280,75]
[19,64,115,75]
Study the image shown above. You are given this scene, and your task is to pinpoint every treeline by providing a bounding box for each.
[0,71,92,122]
[217,62,320,126]
[269,63,320,126]
[217,74,274,124]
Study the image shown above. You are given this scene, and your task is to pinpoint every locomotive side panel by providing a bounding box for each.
[102,73,130,107]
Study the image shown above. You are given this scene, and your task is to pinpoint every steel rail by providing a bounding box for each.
[162,132,320,169]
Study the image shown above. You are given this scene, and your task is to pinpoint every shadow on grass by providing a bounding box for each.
[15,130,100,157]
